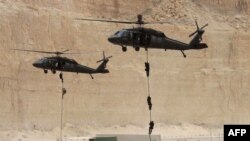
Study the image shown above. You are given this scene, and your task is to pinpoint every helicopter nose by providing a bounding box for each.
[108,36,115,43]
[108,36,119,44]
[32,62,39,67]
[32,60,41,68]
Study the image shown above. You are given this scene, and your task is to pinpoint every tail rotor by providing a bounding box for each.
[189,20,208,40]
[96,51,112,63]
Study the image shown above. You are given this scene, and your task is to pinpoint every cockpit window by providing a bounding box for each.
[160,33,166,38]
[122,31,129,37]
[114,31,120,35]
[69,59,78,64]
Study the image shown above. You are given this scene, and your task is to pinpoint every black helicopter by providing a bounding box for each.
[77,15,208,58]
[14,49,112,79]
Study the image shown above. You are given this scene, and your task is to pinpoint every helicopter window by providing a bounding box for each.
[70,59,77,64]
[66,58,77,64]
[160,33,166,38]
[114,31,120,35]
[132,32,142,40]
[122,31,130,37]
[37,59,43,63]
[46,59,52,65]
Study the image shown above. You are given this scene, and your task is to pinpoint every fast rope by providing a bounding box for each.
[145,51,154,140]
[59,72,66,141]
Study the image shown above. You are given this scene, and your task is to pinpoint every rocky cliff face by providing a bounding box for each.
[0,0,250,140]
[196,0,249,14]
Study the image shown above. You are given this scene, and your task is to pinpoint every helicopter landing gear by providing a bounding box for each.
[51,70,56,74]
[135,47,140,51]
[181,50,186,58]
[44,69,48,74]
[122,46,127,52]
[89,74,94,79]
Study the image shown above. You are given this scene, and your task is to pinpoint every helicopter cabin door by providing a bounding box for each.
[131,31,151,47]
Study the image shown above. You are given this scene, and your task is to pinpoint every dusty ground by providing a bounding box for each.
[0,0,250,140]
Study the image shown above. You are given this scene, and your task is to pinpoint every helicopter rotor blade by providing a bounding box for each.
[200,23,208,30]
[96,56,112,63]
[106,56,112,60]
[145,21,170,24]
[61,50,103,55]
[76,15,169,25]
[13,49,105,57]
[61,49,70,53]
[189,31,198,37]
[189,20,208,37]
[96,59,103,63]
[103,51,105,58]
[195,20,199,30]
[12,49,58,54]
[76,18,136,24]
[12,49,74,56]
[76,18,170,25]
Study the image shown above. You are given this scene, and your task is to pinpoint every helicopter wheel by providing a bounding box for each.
[122,46,127,52]
[44,70,48,74]
[51,70,56,74]
[135,47,140,51]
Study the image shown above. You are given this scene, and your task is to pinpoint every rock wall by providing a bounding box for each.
[194,0,249,14]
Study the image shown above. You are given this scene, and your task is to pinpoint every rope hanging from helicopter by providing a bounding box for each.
[145,50,154,141]
[59,72,66,141]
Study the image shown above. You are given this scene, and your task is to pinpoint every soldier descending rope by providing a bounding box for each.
[147,96,152,110]
[149,121,154,135]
